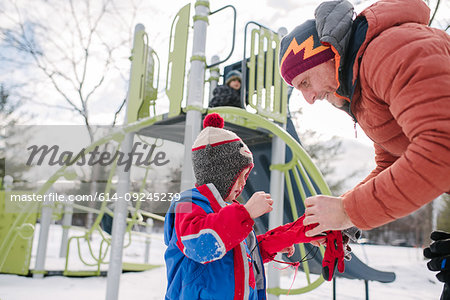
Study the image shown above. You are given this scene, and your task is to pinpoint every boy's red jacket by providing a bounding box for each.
[164,184,323,299]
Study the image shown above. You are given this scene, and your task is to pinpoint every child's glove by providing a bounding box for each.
[322,230,345,281]
[258,214,325,257]
[424,231,450,285]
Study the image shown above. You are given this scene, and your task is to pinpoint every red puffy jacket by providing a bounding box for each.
[340,0,450,229]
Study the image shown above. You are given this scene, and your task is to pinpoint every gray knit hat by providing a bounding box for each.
[192,113,253,200]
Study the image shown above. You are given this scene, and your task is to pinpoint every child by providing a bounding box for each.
[164,113,343,299]
[209,70,242,108]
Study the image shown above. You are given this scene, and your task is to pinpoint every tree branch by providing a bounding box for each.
[112,96,127,126]
[428,0,440,26]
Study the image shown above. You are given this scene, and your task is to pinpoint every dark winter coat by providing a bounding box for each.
[209,85,242,108]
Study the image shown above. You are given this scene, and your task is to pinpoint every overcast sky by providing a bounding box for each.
[1,0,448,147]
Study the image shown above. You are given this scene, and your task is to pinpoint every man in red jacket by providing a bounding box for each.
[279,0,450,297]
[280,0,449,234]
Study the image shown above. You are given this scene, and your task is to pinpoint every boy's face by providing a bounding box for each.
[225,166,251,202]
[228,79,241,90]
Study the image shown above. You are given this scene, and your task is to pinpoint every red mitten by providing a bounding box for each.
[322,230,345,281]
[258,214,324,257]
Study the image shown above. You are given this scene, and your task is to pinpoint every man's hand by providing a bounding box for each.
[244,191,273,219]
[303,195,354,237]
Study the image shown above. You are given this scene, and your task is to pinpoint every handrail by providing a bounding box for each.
[206,5,237,68]
[240,21,288,123]
[241,21,278,108]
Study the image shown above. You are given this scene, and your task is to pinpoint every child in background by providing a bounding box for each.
[164,113,339,299]
[209,70,243,108]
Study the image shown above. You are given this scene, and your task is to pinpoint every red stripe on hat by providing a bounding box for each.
[191,138,240,151]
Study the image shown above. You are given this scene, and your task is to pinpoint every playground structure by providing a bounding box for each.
[0,1,395,300]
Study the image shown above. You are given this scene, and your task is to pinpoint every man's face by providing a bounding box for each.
[291,59,346,108]
[228,79,241,90]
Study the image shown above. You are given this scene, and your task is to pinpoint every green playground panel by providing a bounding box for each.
[122,262,162,272]
[166,3,190,118]
[247,27,288,124]
[0,191,38,275]
[127,26,147,124]
[126,25,161,123]
[138,49,159,120]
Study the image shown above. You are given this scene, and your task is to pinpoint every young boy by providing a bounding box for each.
[209,70,242,108]
[164,113,342,299]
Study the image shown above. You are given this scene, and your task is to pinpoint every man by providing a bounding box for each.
[280,0,449,232]
[279,0,449,296]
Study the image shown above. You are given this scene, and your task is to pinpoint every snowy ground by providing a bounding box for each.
[0,224,443,300]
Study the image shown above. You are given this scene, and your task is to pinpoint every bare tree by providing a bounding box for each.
[0,0,144,137]
[0,0,144,226]
[426,0,450,32]
[291,110,362,196]
[437,194,450,232]
[0,83,33,189]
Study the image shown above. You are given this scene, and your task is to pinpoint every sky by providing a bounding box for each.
[1,0,448,148]
[1,0,448,197]
[1,0,448,151]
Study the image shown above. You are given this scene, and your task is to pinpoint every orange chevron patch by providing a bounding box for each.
[280,36,330,68]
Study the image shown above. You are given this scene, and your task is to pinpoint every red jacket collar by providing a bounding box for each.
[196,183,228,213]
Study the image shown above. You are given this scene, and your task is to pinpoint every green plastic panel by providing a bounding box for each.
[126,25,160,124]
[122,262,161,272]
[0,191,38,275]
[138,49,159,120]
[166,3,190,117]
[246,27,288,123]
[127,26,146,124]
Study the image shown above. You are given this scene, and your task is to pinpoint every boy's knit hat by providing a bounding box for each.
[192,113,253,200]
[279,20,335,86]
[225,70,242,85]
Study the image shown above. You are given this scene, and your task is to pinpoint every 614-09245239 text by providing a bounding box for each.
[9,192,181,202]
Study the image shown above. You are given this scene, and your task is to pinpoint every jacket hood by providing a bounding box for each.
[314,0,431,110]
[315,0,430,59]
[359,0,430,42]
[315,0,354,58]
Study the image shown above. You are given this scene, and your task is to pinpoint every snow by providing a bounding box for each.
[0,224,443,300]
[279,244,442,300]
